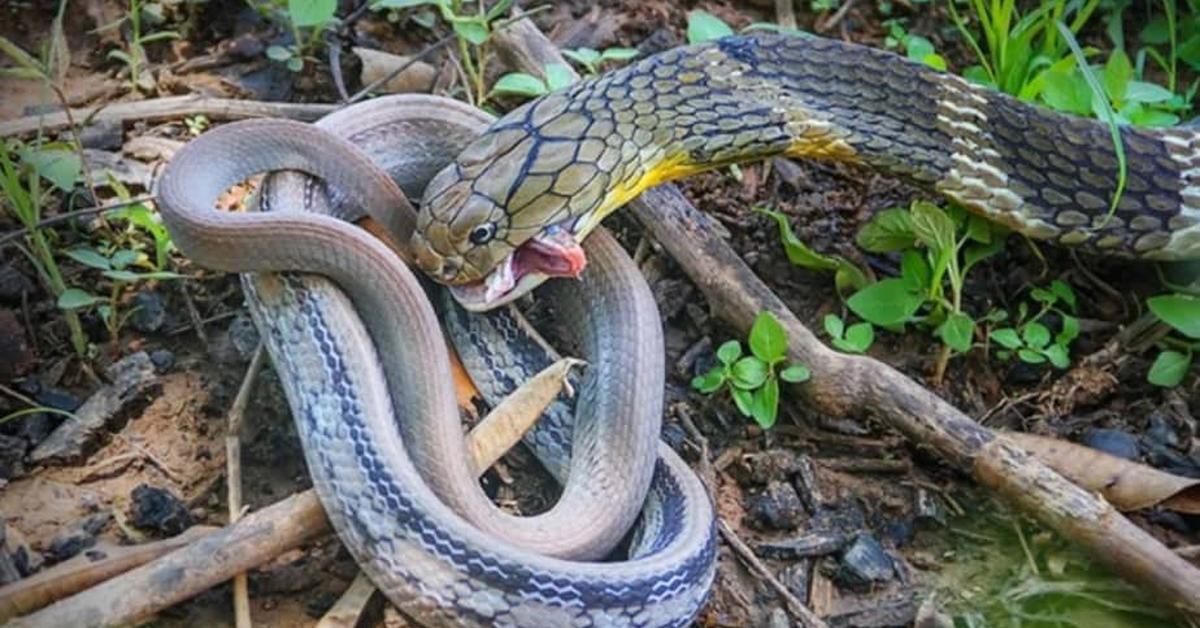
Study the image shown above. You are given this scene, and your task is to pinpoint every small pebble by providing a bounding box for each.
[747,480,806,530]
[130,290,167,333]
[46,513,112,563]
[0,434,26,480]
[130,485,193,536]
[1083,428,1139,460]
[150,348,176,372]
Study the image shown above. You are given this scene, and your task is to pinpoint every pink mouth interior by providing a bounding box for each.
[513,231,587,280]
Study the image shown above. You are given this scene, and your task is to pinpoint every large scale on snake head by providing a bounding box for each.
[412,32,1200,312]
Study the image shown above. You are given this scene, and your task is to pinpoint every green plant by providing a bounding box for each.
[1145,293,1200,387]
[988,280,1080,370]
[757,206,870,296]
[57,242,181,345]
[823,313,874,354]
[882,19,946,70]
[949,0,1102,98]
[562,46,639,76]
[99,0,181,90]
[1135,0,1200,96]
[491,62,575,99]
[686,9,734,44]
[1,139,89,357]
[184,114,209,137]
[692,312,810,429]
[377,0,514,105]
[849,201,1006,380]
[258,0,340,72]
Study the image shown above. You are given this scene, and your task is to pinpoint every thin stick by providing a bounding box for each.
[314,572,378,628]
[0,96,336,138]
[8,354,564,625]
[0,195,155,248]
[226,343,267,628]
[719,520,828,628]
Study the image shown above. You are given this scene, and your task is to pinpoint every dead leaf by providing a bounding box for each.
[1004,431,1200,514]
[353,48,438,94]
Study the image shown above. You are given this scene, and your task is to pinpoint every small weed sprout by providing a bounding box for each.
[1144,293,1200,387]
[692,312,810,429]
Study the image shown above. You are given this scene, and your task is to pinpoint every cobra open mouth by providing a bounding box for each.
[450,223,587,311]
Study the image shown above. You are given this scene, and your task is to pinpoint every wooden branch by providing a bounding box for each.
[7,491,331,627]
[6,348,555,626]
[719,520,827,628]
[0,526,216,622]
[0,95,336,137]
[491,17,1200,618]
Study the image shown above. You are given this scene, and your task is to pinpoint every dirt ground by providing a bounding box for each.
[1,0,1198,626]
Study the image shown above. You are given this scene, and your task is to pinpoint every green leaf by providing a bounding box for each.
[1050,279,1076,310]
[748,311,788,363]
[823,313,844,340]
[990,328,1023,350]
[1058,314,1080,345]
[57,288,104,310]
[102,270,141,282]
[371,0,442,8]
[483,0,513,22]
[1040,67,1092,115]
[1022,322,1052,349]
[286,56,304,72]
[1139,16,1169,45]
[65,248,111,271]
[266,45,292,61]
[110,249,140,270]
[909,201,956,256]
[758,207,869,293]
[856,207,914,252]
[847,278,923,327]
[1017,348,1047,364]
[0,35,42,74]
[686,10,733,44]
[600,47,638,61]
[731,387,754,417]
[691,367,726,393]
[751,378,779,429]
[1043,343,1070,369]
[938,312,975,353]
[1147,350,1191,387]
[899,249,931,293]
[288,0,337,27]
[779,364,811,383]
[21,147,80,192]
[491,72,547,97]
[716,339,742,365]
[543,63,576,91]
[1124,81,1175,104]
[839,322,875,354]
[562,47,600,68]
[452,20,489,45]
[731,357,769,389]
[1147,294,1200,339]
[1102,49,1132,103]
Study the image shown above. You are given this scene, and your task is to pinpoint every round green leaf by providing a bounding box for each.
[1147,350,1191,387]
[823,314,844,340]
[65,248,111,271]
[691,368,726,394]
[730,387,754,417]
[731,357,768,389]
[846,278,923,327]
[1044,344,1071,369]
[855,208,914,252]
[287,0,336,27]
[751,378,779,429]
[1021,322,1051,349]
[57,288,103,310]
[990,328,1022,350]
[843,322,874,353]
[686,10,733,44]
[1017,348,1047,364]
[749,311,788,362]
[938,312,975,353]
[543,63,576,91]
[1147,294,1200,339]
[716,340,742,365]
[266,45,292,61]
[779,364,810,383]
[491,72,547,98]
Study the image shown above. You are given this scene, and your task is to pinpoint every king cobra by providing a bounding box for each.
[157,96,715,626]
[411,33,1200,311]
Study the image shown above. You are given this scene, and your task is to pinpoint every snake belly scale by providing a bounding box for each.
[412,33,1200,311]
[157,96,716,626]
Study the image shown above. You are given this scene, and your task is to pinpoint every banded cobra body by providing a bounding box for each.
[411,33,1200,310]
[157,96,715,627]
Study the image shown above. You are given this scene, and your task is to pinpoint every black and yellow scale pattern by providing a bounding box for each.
[412,33,1200,286]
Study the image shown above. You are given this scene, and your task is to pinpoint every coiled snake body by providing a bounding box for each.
[412,33,1200,310]
[158,97,715,627]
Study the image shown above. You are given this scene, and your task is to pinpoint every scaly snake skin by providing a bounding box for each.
[412,33,1200,307]
[157,95,715,626]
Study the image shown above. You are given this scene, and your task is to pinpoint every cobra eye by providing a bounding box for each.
[468,222,497,245]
